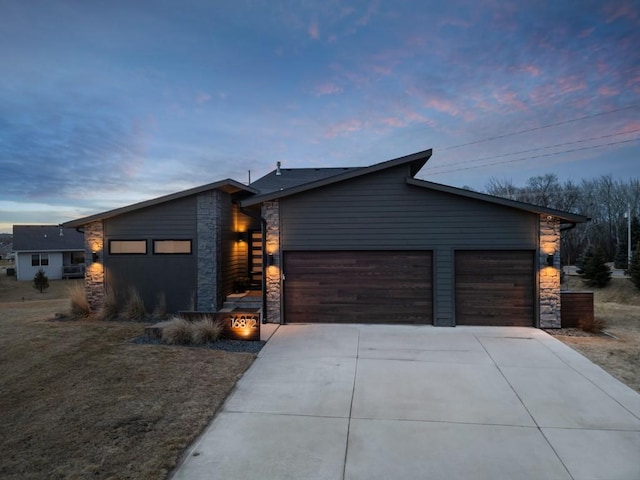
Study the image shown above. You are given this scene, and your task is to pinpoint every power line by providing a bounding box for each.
[435,104,640,152]
[428,137,640,175]
[429,128,640,171]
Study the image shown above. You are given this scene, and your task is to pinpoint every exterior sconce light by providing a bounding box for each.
[546,253,554,267]
[236,232,248,243]
[268,253,275,266]
[92,251,100,263]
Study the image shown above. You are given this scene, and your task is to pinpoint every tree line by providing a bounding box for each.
[484,173,640,267]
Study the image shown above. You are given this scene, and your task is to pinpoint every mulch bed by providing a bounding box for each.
[543,328,609,337]
[132,335,266,353]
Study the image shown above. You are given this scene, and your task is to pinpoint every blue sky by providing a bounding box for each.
[1,0,638,233]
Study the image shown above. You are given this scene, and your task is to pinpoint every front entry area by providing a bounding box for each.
[283,251,433,324]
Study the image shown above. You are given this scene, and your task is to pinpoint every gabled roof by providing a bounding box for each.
[63,179,257,228]
[406,178,589,224]
[240,149,432,207]
[13,225,84,252]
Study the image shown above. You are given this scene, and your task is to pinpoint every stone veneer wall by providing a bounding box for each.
[84,220,105,311]
[197,191,222,311]
[539,215,561,328]
[263,200,281,323]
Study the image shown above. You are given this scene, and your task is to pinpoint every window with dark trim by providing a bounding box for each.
[153,240,192,254]
[109,240,147,255]
[31,253,49,266]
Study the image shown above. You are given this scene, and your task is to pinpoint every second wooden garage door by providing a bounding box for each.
[284,251,433,324]
[455,250,534,326]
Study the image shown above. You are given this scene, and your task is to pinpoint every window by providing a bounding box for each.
[153,240,192,254]
[31,253,49,266]
[109,240,147,255]
[71,251,85,264]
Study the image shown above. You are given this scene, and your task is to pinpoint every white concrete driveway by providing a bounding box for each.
[172,325,640,480]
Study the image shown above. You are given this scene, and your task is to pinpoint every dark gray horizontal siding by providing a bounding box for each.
[280,167,537,250]
[104,196,197,238]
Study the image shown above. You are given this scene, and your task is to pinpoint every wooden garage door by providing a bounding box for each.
[455,250,534,326]
[284,251,433,324]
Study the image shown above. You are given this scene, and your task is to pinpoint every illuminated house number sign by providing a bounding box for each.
[224,312,260,341]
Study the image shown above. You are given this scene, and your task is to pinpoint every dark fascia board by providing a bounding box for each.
[63,179,258,228]
[407,178,589,224]
[240,148,433,207]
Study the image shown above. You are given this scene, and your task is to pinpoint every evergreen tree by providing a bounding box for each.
[33,269,49,293]
[628,242,640,291]
[580,247,611,288]
[613,242,629,270]
[576,247,593,275]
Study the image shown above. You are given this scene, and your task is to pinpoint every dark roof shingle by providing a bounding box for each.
[13,225,84,251]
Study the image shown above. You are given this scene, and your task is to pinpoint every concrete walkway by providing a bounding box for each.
[172,325,640,480]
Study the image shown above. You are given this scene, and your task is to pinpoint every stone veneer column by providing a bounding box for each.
[84,220,105,311]
[263,200,282,323]
[539,215,561,328]
[197,191,222,311]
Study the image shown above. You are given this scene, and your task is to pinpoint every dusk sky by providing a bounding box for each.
[1,0,639,233]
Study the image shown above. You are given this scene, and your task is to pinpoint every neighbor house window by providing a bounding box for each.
[31,253,49,266]
[109,240,147,255]
[153,240,192,254]
[71,251,85,264]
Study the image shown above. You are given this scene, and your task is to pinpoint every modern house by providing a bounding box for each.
[63,149,588,327]
[12,225,85,281]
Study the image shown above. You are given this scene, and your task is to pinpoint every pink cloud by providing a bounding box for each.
[620,120,640,134]
[597,85,619,96]
[372,65,392,75]
[492,89,527,111]
[196,93,212,105]
[438,18,470,29]
[556,75,587,95]
[520,64,541,77]
[604,1,639,23]
[314,82,343,96]
[423,97,475,121]
[308,21,319,39]
[324,118,364,138]
[380,108,432,128]
[578,27,595,38]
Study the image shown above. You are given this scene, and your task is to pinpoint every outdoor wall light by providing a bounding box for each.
[268,253,275,266]
[92,251,100,263]
[236,232,248,243]
[546,253,554,267]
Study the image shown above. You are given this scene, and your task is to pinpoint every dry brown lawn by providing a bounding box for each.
[553,276,640,394]
[0,273,256,480]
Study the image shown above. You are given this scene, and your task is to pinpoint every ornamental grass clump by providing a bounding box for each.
[68,283,91,319]
[97,287,119,321]
[191,316,223,345]
[152,292,168,321]
[161,317,193,345]
[579,316,606,334]
[124,287,147,321]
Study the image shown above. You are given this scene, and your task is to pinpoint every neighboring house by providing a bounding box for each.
[63,149,588,327]
[12,225,85,281]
